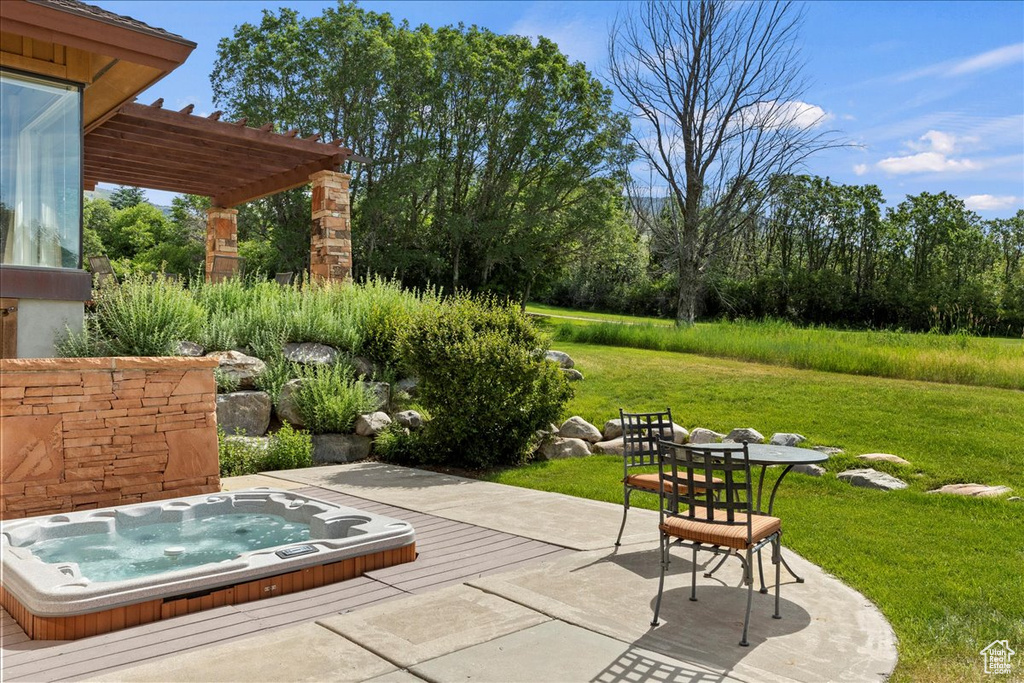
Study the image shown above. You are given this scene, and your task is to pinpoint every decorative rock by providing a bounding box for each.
[206,350,266,389]
[603,419,623,440]
[276,378,308,428]
[395,410,423,430]
[355,411,392,437]
[689,428,725,444]
[670,424,690,444]
[558,416,603,443]
[813,446,844,456]
[857,453,911,466]
[312,434,373,464]
[592,437,625,456]
[176,341,205,357]
[1008,497,1022,502]
[538,436,591,460]
[357,381,390,411]
[545,350,575,369]
[724,428,765,444]
[353,356,377,379]
[561,368,584,381]
[395,377,419,397]
[791,464,825,477]
[770,433,806,447]
[837,468,908,491]
[928,483,1012,498]
[283,342,340,366]
[217,391,271,437]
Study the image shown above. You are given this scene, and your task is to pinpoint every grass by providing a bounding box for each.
[483,342,1024,682]
[526,302,675,326]
[536,308,1024,390]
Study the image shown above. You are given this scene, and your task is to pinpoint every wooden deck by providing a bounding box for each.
[1,486,573,682]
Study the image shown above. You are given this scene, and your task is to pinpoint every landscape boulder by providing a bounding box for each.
[558,416,603,443]
[689,428,725,444]
[603,419,623,440]
[561,368,584,381]
[670,424,690,444]
[791,464,825,477]
[357,381,390,411]
[770,433,806,447]
[353,356,377,379]
[217,391,272,437]
[857,453,911,466]
[813,446,844,456]
[395,410,424,430]
[545,350,575,368]
[724,428,765,444]
[312,434,373,464]
[276,378,309,428]
[927,483,1012,498]
[223,435,270,453]
[395,377,419,398]
[283,342,340,366]
[538,436,591,460]
[355,411,392,437]
[206,350,266,389]
[592,437,625,456]
[837,468,908,491]
[176,341,205,357]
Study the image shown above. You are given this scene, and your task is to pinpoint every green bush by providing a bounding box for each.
[293,363,378,434]
[213,368,240,394]
[394,294,572,469]
[94,274,205,356]
[218,423,313,477]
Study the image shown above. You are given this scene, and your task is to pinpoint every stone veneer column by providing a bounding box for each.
[309,170,352,282]
[205,207,238,282]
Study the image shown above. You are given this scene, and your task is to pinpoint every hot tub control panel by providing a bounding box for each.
[275,544,319,559]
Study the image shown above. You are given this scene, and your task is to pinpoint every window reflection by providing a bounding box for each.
[0,70,81,268]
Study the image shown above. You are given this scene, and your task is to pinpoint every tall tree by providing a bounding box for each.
[609,0,839,324]
[108,186,146,211]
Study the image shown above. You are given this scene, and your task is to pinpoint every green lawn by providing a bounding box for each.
[526,302,675,326]
[539,310,1024,390]
[485,342,1024,682]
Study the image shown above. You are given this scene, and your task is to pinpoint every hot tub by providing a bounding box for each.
[0,488,416,640]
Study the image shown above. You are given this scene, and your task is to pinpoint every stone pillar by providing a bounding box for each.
[205,207,238,282]
[309,170,352,282]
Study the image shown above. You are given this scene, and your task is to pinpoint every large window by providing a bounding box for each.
[0,70,81,268]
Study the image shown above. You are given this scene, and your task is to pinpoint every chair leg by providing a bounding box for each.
[703,547,730,578]
[651,532,669,626]
[740,548,754,647]
[615,488,631,546]
[690,545,698,601]
[773,537,782,620]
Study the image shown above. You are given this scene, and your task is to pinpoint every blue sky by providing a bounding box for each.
[101,1,1023,218]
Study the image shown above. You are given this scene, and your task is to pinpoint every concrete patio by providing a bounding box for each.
[6,463,897,682]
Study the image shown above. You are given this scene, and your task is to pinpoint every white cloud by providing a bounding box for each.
[911,130,957,154]
[964,194,1020,211]
[897,42,1024,81]
[853,163,869,176]
[741,100,832,130]
[876,152,979,175]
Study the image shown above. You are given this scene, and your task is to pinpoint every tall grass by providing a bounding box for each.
[553,319,1024,390]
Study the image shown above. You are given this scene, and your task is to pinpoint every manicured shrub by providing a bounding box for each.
[218,423,313,477]
[393,294,572,469]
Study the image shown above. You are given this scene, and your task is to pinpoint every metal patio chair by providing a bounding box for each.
[615,409,720,546]
[275,271,295,285]
[650,440,783,647]
[210,255,245,283]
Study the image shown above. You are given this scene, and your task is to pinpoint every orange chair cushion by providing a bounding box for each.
[659,512,781,550]
[625,472,721,494]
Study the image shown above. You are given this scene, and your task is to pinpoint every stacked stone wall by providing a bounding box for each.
[0,357,220,519]
[309,170,352,282]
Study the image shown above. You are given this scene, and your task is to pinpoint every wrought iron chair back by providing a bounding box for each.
[210,255,245,283]
[620,408,674,469]
[88,255,116,287]
[657,440,754,546]
[275,271,295,285]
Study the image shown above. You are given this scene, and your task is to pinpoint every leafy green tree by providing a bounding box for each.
[108,186,146,211]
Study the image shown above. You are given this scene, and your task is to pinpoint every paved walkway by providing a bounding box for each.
[101,463,897,682]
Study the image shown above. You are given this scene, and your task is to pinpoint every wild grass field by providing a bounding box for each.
[527,303,1024,390]
[485,338,1024,682]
